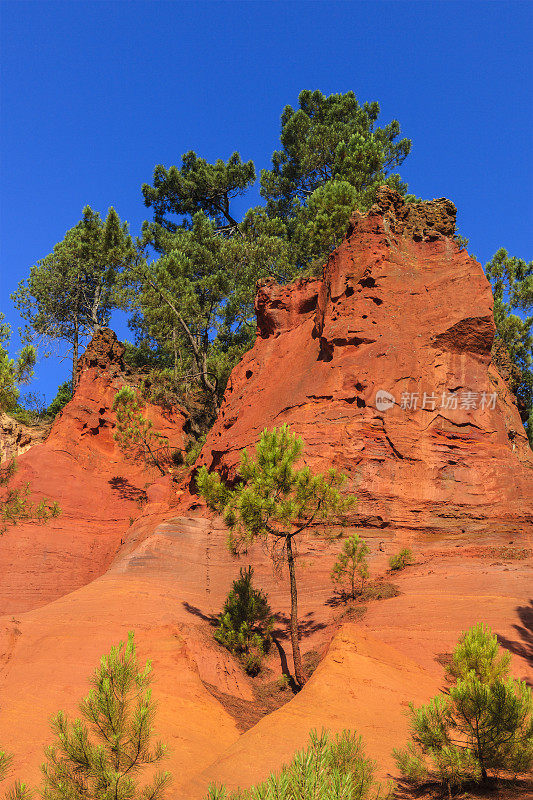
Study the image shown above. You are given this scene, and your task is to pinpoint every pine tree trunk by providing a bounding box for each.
[72,316,79,390]
[286,535,306,687]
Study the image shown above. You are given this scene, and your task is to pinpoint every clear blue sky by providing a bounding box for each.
[1,0,532,403]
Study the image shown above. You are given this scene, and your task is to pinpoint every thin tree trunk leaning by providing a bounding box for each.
[285,534,306,687]
[72,316,79,390]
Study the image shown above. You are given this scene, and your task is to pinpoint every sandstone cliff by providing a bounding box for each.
[198,187,533,536]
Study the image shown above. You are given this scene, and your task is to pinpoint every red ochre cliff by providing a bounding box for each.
[198,186,533,535]
[0,328,187,614]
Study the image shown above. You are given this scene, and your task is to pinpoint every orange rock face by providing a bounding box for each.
[0,328,187,614]
[199,187,533,536]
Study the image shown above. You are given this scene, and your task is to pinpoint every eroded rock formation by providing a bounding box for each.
[0,328,188,613]
[199,187,533,535]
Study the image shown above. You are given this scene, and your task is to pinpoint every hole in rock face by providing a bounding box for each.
[362,315,368,319]
[356,397,366,407]
[345,286,354,297]
[359,276,376,288]
[245,370,253,379]
[369,296,383,305]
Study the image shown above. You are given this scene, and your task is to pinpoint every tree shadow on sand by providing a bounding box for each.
[497,599,533,686]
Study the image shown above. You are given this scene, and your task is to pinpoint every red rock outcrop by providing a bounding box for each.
[198,187,533,535]
[0,328,188,613]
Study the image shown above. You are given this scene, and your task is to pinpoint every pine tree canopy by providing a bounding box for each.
[11,206,136,386]
[260,89,412,218]
[142,150,256,235]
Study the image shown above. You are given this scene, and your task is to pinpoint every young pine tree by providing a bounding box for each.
[206,729,389,800]
[393,623,533,792]
[215,566,273,675]
[197,424,355,687]
[113,386,168,476]
[41,631,171,800]
[331,533,370,600]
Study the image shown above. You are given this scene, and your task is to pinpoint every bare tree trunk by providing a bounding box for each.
[72,314,79,390]
[285,535,306,687]
[172,328,179,383]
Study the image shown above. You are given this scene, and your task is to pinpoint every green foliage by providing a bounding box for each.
[130,90,412,403]
[388,548,414,571]
[260,89,411,219]
[393,623,533,790]
[40,631,171,800]
[198,424,355,687]
[1,480,61,535]
[46,381,73,419]
[0,313,36,413]
[215,567,273,676]
[5,782,33,800]
[0,749,13,781]
[113,386,168,476]
[12,206,136,386]
[331,534,370,599]
[206,729,389,800]
[292,181,360,274]
[485,248,532,444]
[142,150,256,234]
[0,458,18,486]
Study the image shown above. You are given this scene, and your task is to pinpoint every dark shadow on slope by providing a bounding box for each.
[182,601,218,626]
[497,599,533,684]
[271,610,326,640]
[108,476,148,503]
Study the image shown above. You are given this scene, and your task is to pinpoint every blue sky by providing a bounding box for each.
[1,0,532,402]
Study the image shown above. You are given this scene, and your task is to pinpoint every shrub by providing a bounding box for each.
[388,547,414,571]
[206,729,391,799]
[1,481,61,534]
[331,533,370,599]
[215,567,273,676]
[393,623,533,792]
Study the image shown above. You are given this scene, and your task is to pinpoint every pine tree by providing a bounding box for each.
[215,566,273,675]
[41,631,171,800]
[485,248,533,445]
[260,89,411,219]
[206,729,389,799]
[112,386,168,476]
[197,424,355,687]
[331,534,370,600]
[0,314,36,413]
[393,623,533,791]
[12,206,136,387]
[142,150,256,237]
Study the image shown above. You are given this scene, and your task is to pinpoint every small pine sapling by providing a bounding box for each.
[331,533,370,599]
[215,566,273,675]
[197,424,356,687]
[205,729,390,799]
[388,547,414,571]
[41,631,171,800]
[393,623,533,792]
